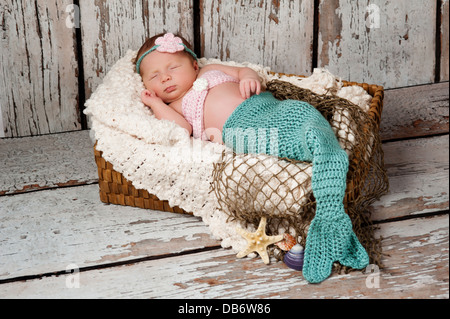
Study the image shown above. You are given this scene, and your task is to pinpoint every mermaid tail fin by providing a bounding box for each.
[302,209,369,283]
[302,125,369,283]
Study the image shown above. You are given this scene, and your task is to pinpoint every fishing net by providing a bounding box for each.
[211,79,389,268]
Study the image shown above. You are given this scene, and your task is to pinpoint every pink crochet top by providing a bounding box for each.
[182,70,239,140]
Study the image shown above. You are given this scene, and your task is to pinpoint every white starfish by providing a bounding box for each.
[236,217,283,264]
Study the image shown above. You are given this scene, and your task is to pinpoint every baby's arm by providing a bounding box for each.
[202,64,261,99]
[141,89,193,135]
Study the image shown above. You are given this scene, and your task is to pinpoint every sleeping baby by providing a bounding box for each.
[136,32,261,144]
[135,32,369,284]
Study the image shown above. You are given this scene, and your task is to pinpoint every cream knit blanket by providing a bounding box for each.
[84,50,371,255]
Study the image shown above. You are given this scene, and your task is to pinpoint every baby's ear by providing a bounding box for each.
[193,60,200,73]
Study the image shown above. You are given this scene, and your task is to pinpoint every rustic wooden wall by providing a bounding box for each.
[200,0,315,76]
[1,0,448,138]
[79,0,194,100]
[317,0,437,88]
[441,0,450,81]
[0,0,80,138]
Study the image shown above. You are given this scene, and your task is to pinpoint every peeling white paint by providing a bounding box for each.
[0,184,219,280]
[202,0,314,75]
[0,100,4,138]
[1,215,447,298]
[318,0,437,88]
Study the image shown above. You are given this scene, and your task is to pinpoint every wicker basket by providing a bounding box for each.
[94,147,189,214]
[93,74,384,214]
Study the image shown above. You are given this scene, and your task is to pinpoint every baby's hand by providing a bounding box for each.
[240,77,261,99]
[141,89,164,108]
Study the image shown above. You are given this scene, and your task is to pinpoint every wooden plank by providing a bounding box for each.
[380,82,449,141]
[200,0,315,75]
[79,0,194,101]
[1,214,447,298]
[0,0,80,137]
[0,130,97,195]
[371,135,449,221]
[2,128,447,222]
[318,0,437,89]
[0,127,446,249]
[0,184,220,281]
[441,0,449,81]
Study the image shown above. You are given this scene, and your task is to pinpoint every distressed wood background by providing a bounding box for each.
[0,0,449,138]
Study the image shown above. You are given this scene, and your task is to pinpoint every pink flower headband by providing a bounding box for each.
[136,33,198,74]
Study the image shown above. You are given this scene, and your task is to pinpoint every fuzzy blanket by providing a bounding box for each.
[84,50,372,255]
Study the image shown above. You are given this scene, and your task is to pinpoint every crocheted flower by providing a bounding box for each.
[193,78,209,92]
[155,33,185,53]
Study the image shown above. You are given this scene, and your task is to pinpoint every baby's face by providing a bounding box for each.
[139,51,199,104]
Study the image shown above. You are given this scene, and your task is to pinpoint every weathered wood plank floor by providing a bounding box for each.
[0,82,448,298]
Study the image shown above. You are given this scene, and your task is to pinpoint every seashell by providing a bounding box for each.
[275,233,297,251]
[283,244,304,271]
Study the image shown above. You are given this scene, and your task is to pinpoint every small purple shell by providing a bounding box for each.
[283,244,304,271]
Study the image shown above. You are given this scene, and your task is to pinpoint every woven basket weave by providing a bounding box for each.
[94,148,189,213]
[93,74,384,214]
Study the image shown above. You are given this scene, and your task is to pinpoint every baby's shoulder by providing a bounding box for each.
[199,64,242,79]
[198,64,222,75]
[200,63,224,70]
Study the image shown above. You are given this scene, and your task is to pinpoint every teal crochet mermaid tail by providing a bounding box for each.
[301,126,369,283]
[223,92,369,283]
